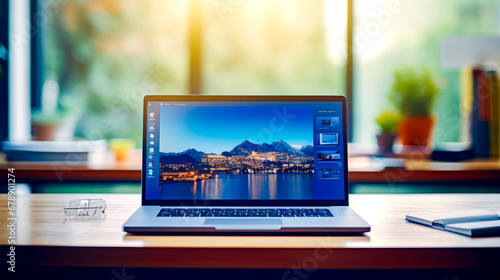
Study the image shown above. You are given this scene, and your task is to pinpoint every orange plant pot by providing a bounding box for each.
[32,123,59,141]
[399,116,435,146]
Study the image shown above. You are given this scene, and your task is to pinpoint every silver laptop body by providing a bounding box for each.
[123,95,370,233]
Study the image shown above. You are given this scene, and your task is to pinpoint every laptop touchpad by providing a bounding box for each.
[204,218,283,226]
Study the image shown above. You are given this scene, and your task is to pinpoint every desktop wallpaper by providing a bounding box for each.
[158,105,315,200]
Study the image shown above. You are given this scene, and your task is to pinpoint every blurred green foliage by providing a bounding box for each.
[375,110,401,134]
[389,68,440,117]
[44,1,188,146]
[31,110,63,125]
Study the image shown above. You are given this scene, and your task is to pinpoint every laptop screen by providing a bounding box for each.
[143,96,347,206]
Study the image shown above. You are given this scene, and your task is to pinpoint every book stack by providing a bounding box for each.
[461,67,500,158]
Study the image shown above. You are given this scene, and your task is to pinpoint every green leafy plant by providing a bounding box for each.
[31,110,63,125]
[376,110,402,134]
[389,67,440,117]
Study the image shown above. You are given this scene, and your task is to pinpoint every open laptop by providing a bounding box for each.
[123,95,370,233]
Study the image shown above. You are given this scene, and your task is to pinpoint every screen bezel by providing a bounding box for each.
[142,95,349,206]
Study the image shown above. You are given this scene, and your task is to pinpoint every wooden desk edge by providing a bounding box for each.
[10,245,500,269]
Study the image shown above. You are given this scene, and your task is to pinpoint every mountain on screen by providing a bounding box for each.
[228,140,312,157]
[164,140,313,164]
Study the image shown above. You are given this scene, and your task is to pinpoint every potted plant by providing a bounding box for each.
[31,80,82,141]
[389,67,440,146]
[375,110,401,154]
[31,111,63,141]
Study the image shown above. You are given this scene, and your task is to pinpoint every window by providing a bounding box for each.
[39,0,348,145]
[353,0,500,143]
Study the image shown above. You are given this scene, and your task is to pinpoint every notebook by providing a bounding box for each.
[406,209,500,237]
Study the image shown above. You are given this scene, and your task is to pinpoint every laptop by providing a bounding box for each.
[123,95,370,233]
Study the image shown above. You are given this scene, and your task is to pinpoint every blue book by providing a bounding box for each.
[471,69,491,158]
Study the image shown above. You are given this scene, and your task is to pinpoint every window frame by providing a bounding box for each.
[0,0,8,143]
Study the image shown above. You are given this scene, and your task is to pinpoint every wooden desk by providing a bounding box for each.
[2,154,500,184]
[1,194,499,269]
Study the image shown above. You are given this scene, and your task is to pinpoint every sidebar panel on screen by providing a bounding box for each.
[312,102,344,200]
[145,102,160,199]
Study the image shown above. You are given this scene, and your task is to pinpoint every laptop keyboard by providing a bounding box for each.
[156,208,334,217]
